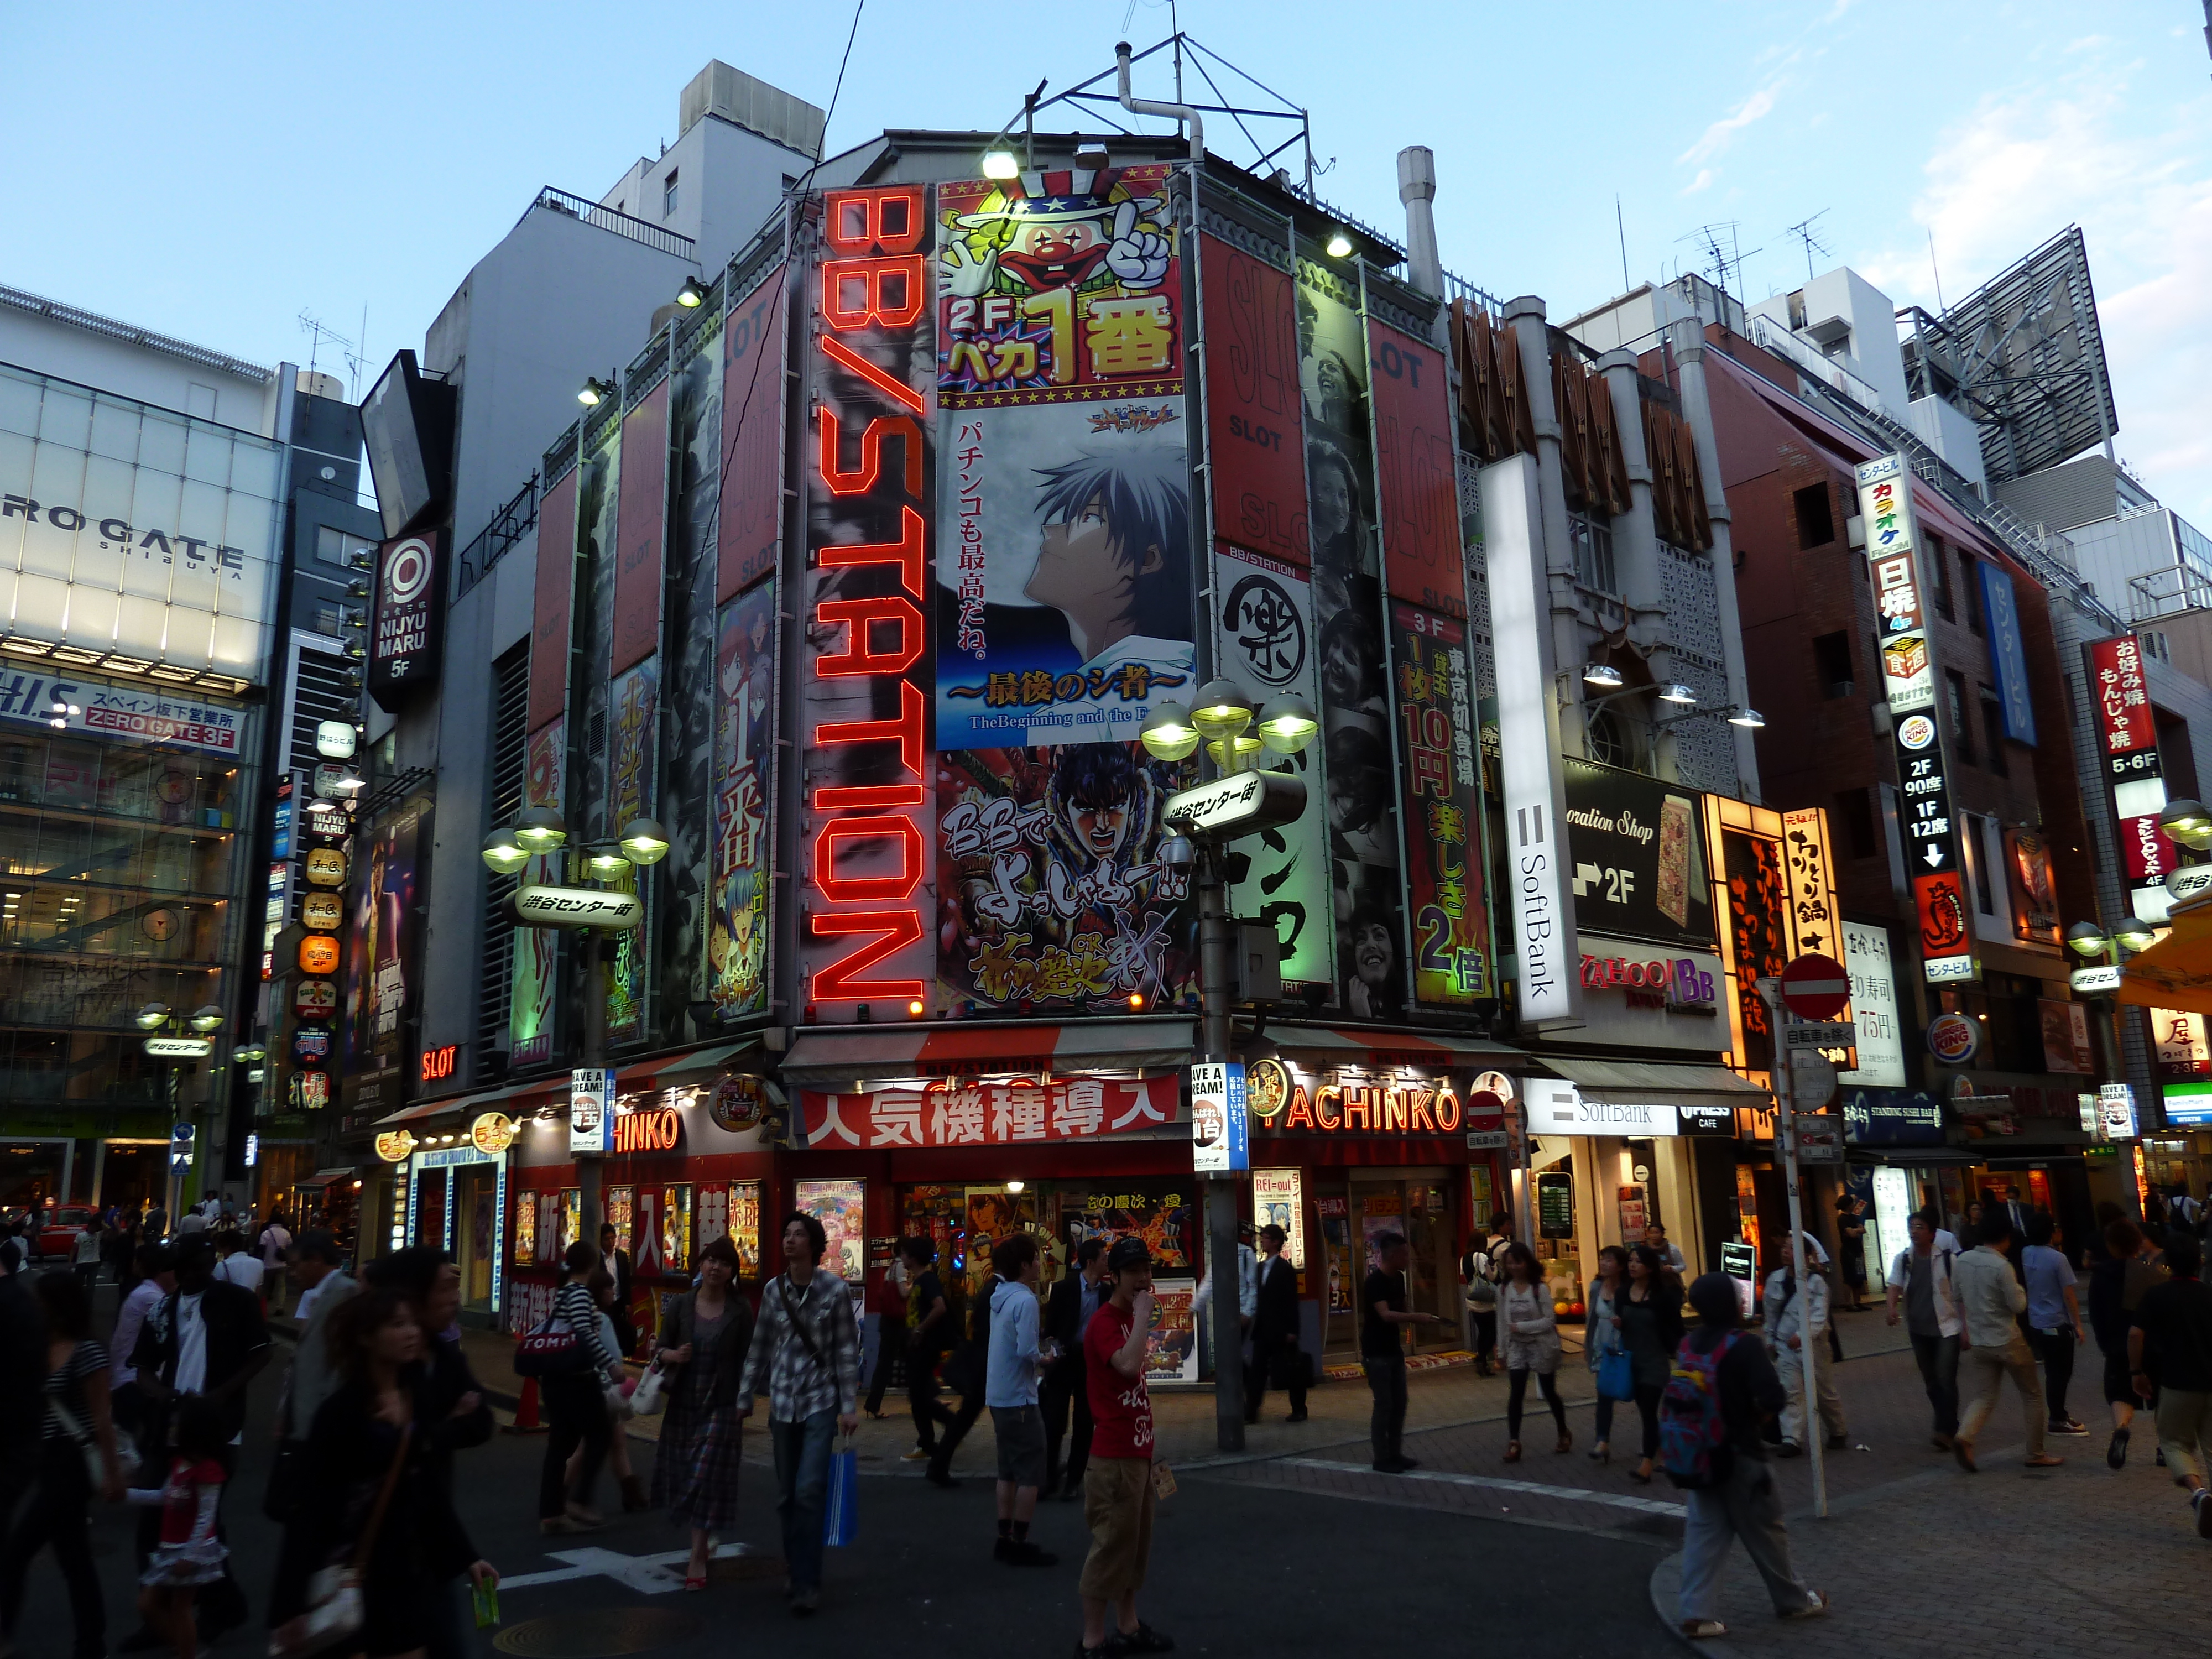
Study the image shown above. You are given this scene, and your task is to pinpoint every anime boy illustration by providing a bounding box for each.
[1025,445,1194,692]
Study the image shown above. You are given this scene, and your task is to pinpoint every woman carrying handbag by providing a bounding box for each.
[1618,1245,1686,1483]
[272,1287,497,1659]
[653,1235,754,1590]
[1498,1243,1570,1462]
[1585,1246,1635,1467]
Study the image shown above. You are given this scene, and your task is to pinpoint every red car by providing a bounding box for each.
[37,1207,98,1261]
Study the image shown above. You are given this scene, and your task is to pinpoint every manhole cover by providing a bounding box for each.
[494,1608,700,1656]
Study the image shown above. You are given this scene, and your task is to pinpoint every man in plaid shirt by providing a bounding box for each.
[737,1212,860,1615]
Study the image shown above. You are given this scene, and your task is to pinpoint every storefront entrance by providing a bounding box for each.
[1314,1172,1458,1359]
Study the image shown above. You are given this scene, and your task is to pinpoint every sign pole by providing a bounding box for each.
[1762,980,1827,1520]
[1196,841,1245,1454]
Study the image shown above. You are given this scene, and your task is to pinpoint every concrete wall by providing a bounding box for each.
[1745,268,1910,418]
[422,205,694,557]
[1907,394,1987,494]
[0,305,274,434]
[2066,511,2182,618]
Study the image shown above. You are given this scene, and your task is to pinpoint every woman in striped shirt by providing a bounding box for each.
[540,1241,624,1533]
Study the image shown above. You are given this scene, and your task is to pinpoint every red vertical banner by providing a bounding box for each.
[611,379,669,674]
[1200,235,1306,564]
[1390,603,1489,1005]
[2088,633,2172,921]
[527,468,578,734]
[1365,318,1462,617]
[717,267,789,601]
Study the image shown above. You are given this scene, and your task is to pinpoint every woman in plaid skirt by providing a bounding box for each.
[653,1234,755,1589]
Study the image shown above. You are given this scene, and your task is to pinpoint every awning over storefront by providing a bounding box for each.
[779,1019,1199,1090]
[294,1167,358,1190]
[1267,1026,1525,1069]
[1537,1057,1768,1105]
[2118,899,2212,1017]
[374,1076,552,1129]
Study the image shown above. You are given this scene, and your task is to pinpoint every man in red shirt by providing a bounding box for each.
[1077,1237,1173,1657]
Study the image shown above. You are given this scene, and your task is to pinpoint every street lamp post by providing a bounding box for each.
[1142,681,1318,1454]
[482,810,665,1248]
[137,1000,226,1220]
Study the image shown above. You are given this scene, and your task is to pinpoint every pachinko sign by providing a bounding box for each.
[1261,1073,1468,1136]
[801,187,937,1018]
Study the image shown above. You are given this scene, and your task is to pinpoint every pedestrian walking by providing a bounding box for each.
[1587,1245,1631,1467]
[863,1245,907,1421]
[1498,1241,1569,1460]
[1247,1224,1307,1422]
[653,1234,754,1590]
[109,1242,172,1444]
[210,1229,264,1306]
[129,1396,229,1659]
[143,1201,168,1245]
[1885,1209,1963,1449]
[1670,1272,1827,1640]
[538,1241,622,1535]
[898,1237,958,1467]
[2022,1213,2088,1437]
[71,1215,102,1292]
[734,1213,860,1618]
[269,1287,497,1659]
[267,1232,359,1628]
[2090,1217,2164,1468]
[1619,1246,1684,1483]
[1763,1251,1846,1455]
[1076,1235,1171,1659]
[985,1233,1056,1566]
[597,1223,638,1361]
[1643,1222,1688,1276]
[128,1233,269,1646]
[1,1271,123,1659]
[1462,1227,1499,1378]
[256,1213,292,1314]
[1044,1237,1107,1498]
[929,1255,1000,1490]
[1363,1230,1443,1472]
[566,1266,646,1511]
[1951,1208,2063,1473]
[2126,1230,2212,1538]
[1834,1193,1870,1312]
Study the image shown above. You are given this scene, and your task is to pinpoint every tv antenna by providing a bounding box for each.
[297,312,367,400]
[1677,222,1761,308]
[1784,210,1833,281]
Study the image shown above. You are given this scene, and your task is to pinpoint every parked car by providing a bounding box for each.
[37,1206,97,1261]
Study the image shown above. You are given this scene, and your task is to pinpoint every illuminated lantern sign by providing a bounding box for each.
[374,1130,416,1163]
[612,1106,684,1154]
[420,1043,459,1084]
[304,847,347,888]
[299,935,340,975]
[291,1069,331,1109]
[802,185,936,1017]
[471,1111,517,1154]
[294,979,337,1018]
[301,893,343,932]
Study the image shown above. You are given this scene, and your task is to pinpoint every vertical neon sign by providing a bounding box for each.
[802,187,936,1014]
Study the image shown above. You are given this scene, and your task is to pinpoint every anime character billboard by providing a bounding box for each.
[937,740,1197,1016]
[509,721,564,1068]
[706,583,775,1017]
[605,659,658,1045]
[936,399,1194,750]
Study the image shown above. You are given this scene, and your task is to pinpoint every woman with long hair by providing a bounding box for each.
[1498,1242,1569,1462]
[654,1234,755,1589]
[564,1266,646,1512]
[1,1271,123,1659]
[271,1287,495,1659]
[1620,1245,1686,1483]
[1585,1245,1630,1466]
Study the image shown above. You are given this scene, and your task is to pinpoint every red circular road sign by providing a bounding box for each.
[1779,953,1850,1021]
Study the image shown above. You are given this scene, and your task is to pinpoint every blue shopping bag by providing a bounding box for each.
[823,1435,859,1548]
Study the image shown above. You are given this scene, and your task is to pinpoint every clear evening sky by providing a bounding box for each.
[9,2,2208,525]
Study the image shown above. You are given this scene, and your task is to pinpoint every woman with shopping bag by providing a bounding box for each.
[653,1235,754,1590]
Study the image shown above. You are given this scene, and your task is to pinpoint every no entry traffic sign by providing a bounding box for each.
[1778,953,1850,1022]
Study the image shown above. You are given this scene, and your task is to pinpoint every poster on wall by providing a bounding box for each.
[2038,999,2094,1075]
[1144,1280,1200,1385]
[1212,545,1331,994]
[1837,920,1907,1087]
[1063,1187,1193,1270]
[2154,1008,2210,1079]
[1252,1168,1306,1285]
[1199,235,1307,564]
[801,185,936,1021]
[1392,602,1488,1005]
[707,582,775,1018]
[611,379,669,674]
[935,743,1196,1015]
[343,794,431,1093]
[509,721,565,1069]
[529,471,579,734]
[718,267,790,600]
[1721,828,1788,1073]
[2005,829,2060,945]
[933,396,1194,751]
[1366,316,1462,618]
[794,1177,867,1282]
[1561,759,1715,951]
[605,659,659,1044]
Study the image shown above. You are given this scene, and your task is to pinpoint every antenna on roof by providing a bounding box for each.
[1785,210,1833,281]
[1677,222,1761,311]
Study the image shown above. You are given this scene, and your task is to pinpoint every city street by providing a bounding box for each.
[12,1309,2205,1657]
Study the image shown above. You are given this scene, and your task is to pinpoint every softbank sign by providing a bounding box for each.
[1484,453,1580,1026]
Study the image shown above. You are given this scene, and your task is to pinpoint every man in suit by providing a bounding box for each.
[1246,1223,1308,1424]
[599,1222,638,1359]
[1041,1236,1108,1499]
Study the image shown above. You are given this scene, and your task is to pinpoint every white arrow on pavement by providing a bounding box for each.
[499,1542,766,1595]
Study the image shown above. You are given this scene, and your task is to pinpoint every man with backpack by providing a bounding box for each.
[1462,1226,1499,1378]
[1885,1208,1964,1449]
[1763,1253,1847,1455]
[1669,1271,1827,1639]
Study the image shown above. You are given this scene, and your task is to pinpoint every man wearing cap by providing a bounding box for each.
[1246,1224,1307,1425]
[1077,1237,1172,1658]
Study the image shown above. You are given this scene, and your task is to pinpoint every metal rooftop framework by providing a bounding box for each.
[1900,225,2118,486]
[0,283,272,382]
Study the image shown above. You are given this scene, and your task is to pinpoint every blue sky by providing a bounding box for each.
[11,2,2209,524]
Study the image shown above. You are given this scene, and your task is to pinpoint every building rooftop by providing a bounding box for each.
[0,283,271,383]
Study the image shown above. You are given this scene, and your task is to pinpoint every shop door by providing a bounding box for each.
[456,1170,495,1311]
[415,1170,448,1250]
[1315,1188,1355,1355]
[1347,1177,1459,1357]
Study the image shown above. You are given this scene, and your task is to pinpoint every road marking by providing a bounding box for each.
[500,1542,765,1595]
[1279,1458,1686,1517]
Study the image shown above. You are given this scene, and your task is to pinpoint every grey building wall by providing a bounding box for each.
[0,290,276,435]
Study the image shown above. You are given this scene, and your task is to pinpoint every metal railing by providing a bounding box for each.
[528,186,698,262]
[453,473,540,602]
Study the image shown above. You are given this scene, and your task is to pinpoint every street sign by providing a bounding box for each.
[1162,770,1307,838]
[1792,1116,1844,1164]
[1789,1052,1837,1107]
[514,886,645,930]
[570,1068,612,1155]
[1779,953,1850,1021]
[1783,1021,1856,1050]
[1465,1130,1510,1151]
[2069,964,2122,994]
[1190,1062,1249,1174]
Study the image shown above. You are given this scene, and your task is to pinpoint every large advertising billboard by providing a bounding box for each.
[509,720,564,1069]
[707,583,775,1018]
[1201,236,1306,565]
